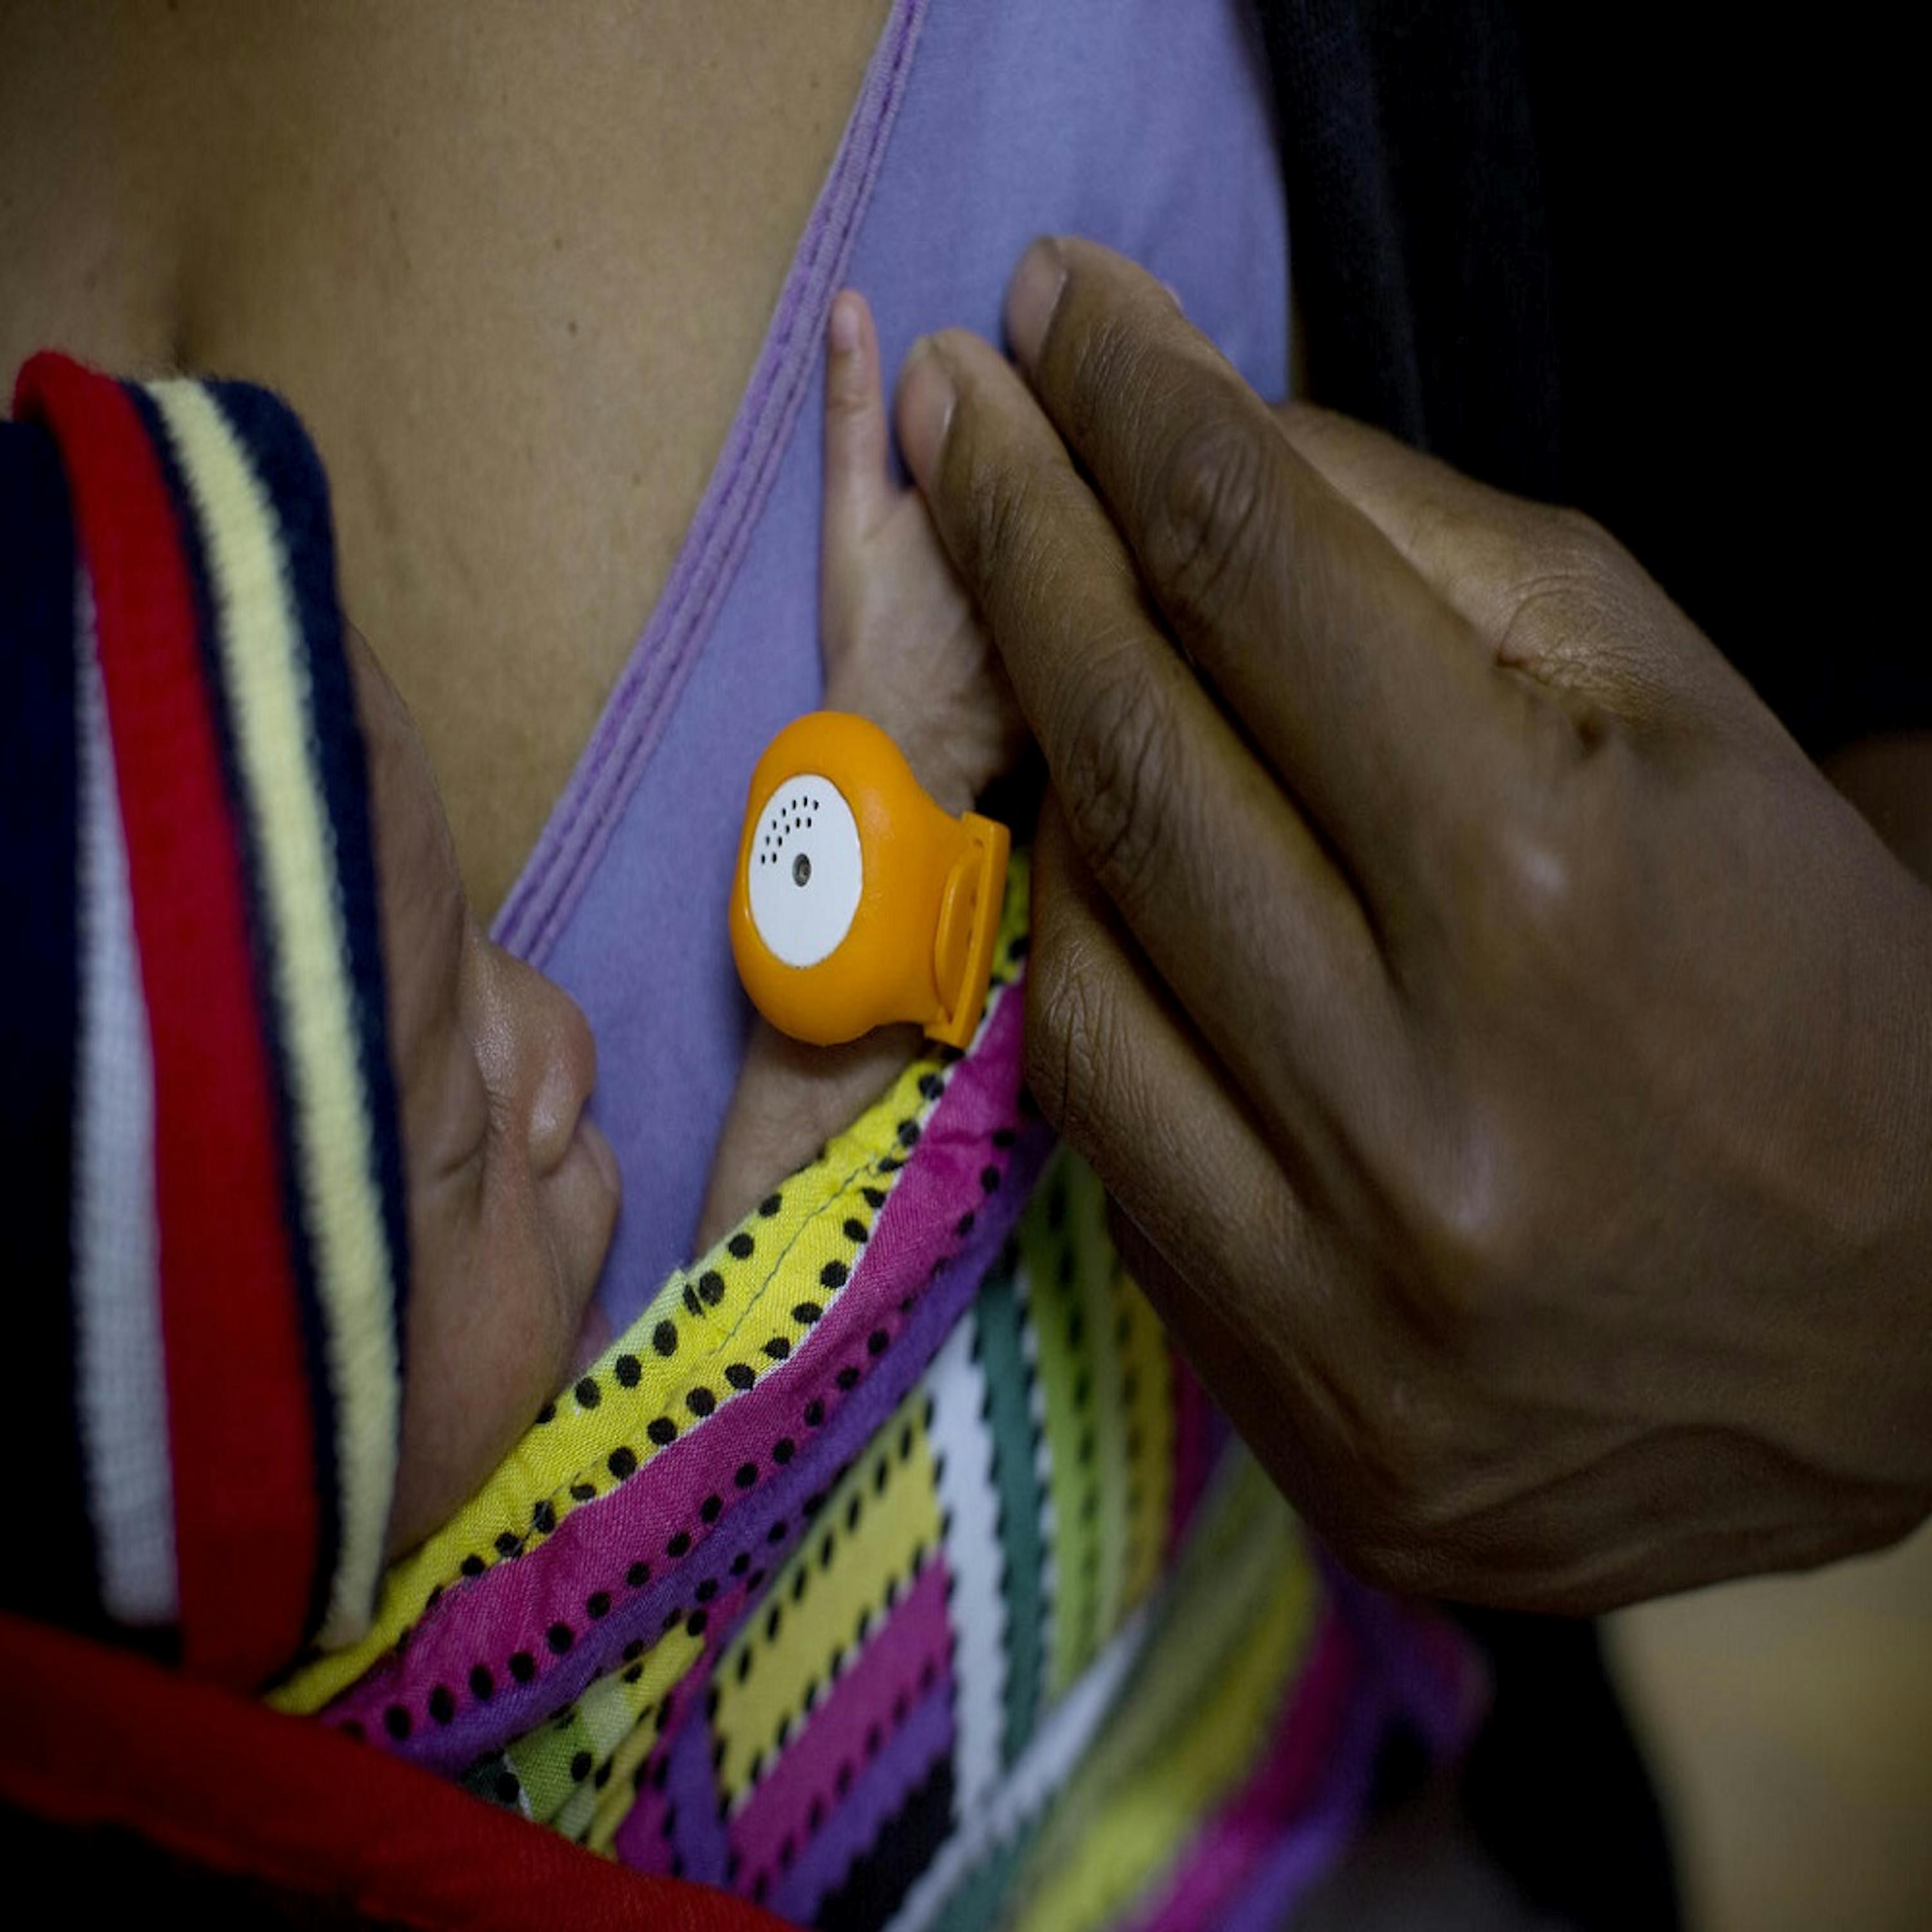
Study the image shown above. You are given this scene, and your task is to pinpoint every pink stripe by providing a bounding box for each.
[317,983,1026,1763]
[728,1552,951,1885]
[1128,1608,1361,1932]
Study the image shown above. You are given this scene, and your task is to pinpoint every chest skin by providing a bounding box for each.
[0,0,893,916]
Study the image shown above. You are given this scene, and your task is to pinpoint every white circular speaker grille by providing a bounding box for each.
[746,773,863,968]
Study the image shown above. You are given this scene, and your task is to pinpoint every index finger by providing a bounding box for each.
[891,325,1405,1159]
[990,236,1533,900]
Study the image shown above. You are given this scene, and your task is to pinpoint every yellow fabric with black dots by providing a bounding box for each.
[710,1385,943,1806]
[270,855,1029,1719]
[505,1624,700,1830]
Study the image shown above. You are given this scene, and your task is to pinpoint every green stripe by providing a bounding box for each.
[928,1814,1045,1932]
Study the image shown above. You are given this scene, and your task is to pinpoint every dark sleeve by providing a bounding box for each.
[1256,0,1929,752]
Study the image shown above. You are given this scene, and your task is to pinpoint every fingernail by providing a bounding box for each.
[828,290,862,356]
[1005,236,1066,370]
[896,336,955,488]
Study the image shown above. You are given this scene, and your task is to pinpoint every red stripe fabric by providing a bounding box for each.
[0,1615,788,1931]
[15,354,318,1687]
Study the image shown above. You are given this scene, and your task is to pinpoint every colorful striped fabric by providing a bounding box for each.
[3,357,408,1688]
[274,860,1481,1929]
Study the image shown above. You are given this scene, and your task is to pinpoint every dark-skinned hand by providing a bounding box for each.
[892,236,1932,1613]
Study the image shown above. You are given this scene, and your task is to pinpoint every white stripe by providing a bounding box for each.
[71,576,177,1625]
[883,1605,1153,1932]
[146,381,400,1645]
[924,1311,1007,1820]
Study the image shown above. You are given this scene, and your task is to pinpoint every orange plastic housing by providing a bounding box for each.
[729,712,1010,1049]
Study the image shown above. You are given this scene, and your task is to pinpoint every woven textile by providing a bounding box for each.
[276,864,1477,1929]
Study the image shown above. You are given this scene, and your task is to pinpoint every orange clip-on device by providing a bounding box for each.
[730,712,1010,1050]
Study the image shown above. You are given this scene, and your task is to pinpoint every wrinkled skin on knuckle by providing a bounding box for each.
[1499,507,1707,732]
[1142,408,1282,639]
[1052,652,1181,925]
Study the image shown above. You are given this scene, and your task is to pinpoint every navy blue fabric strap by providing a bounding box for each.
[0,419,93,1631]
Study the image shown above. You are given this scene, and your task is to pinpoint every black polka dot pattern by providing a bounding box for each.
[350,999,1045,1851]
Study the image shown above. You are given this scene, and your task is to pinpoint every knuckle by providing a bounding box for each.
[1144,409,1281,633]
[1490,509,1641,685]
[1053,654,1181,921]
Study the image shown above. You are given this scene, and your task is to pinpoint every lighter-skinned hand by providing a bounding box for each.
[891,236,1932,1613]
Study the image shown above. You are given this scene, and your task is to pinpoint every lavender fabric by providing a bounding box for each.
[493,0,1289,1330]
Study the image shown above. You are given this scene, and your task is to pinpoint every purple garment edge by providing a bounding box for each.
[492,0,928,965]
